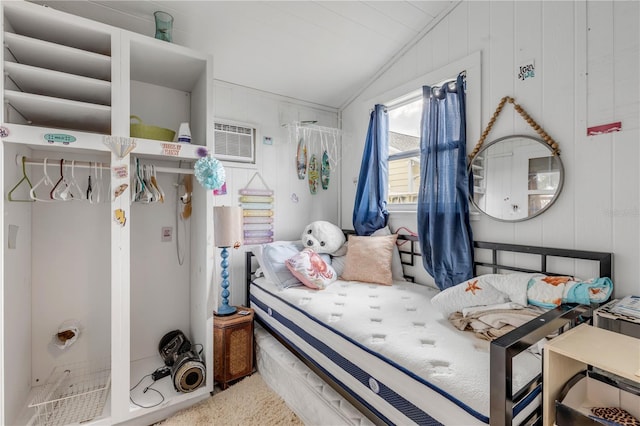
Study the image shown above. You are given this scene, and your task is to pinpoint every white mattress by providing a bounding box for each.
[255,323,374,425]
[250,277,542,425]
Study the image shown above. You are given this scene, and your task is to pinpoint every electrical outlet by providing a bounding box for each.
[161,227,173,242]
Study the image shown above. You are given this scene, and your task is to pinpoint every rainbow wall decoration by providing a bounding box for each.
[240,172,274,244]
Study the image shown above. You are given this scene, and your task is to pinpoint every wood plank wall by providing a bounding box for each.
[213,80,341,305]
[340,1,640,297]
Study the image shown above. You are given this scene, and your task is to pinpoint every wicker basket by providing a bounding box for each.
[130,115,175,142]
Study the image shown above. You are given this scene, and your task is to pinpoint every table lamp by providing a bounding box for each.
[214,206,243,316]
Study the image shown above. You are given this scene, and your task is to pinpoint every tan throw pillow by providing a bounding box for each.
[341,234,398,285]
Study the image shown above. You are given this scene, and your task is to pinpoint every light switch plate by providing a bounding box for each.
[161,227,172,242]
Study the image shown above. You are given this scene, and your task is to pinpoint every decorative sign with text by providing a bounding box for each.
[112,165,128,179]
[518,60,535,81]
[161,143,182,156]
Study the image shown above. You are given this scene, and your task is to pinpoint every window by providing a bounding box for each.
[387,96,421,205]
[377,51,481,209]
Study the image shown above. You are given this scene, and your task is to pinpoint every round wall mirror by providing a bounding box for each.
[469,135,564,222]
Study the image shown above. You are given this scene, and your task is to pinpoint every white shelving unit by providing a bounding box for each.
[1,2,215,425]
[543,323,640,425]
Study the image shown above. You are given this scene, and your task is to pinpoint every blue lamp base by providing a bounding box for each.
[216,247,237,317]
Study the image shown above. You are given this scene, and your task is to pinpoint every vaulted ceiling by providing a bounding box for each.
[28,1,458,109]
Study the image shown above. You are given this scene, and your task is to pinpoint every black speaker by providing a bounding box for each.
[158,330,205,393]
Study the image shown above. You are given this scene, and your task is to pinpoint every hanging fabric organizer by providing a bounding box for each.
[284,121,341,193]
[239,172,274,244]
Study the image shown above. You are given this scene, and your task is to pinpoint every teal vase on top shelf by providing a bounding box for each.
[154,11,173,42]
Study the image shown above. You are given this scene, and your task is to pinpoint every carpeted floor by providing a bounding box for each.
[156,373,303,425]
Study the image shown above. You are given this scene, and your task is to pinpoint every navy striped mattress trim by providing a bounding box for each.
[251,294,442,425]
[250,281,540,424]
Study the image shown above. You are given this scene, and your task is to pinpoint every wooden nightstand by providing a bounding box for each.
[542,324,640,425]
[214,307,254,389]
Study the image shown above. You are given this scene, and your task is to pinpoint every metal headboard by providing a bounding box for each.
[474,240,613,280]
[246,235,613,292]
[392,235,612,282]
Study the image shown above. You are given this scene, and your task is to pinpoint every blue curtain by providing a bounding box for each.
[353,104,389,236]
[417,75,474,290]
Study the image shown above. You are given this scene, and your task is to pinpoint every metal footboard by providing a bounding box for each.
[489,304,592,426]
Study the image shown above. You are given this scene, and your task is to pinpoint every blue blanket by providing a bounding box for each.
[527,276,613,308]
[564,277,613,305]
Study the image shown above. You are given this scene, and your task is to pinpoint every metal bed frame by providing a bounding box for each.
[245,236,613,426]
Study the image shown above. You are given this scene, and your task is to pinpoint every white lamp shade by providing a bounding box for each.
[214,206,243,248]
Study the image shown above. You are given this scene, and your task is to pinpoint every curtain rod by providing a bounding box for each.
[17,156,195,175]
[378,70,467,113]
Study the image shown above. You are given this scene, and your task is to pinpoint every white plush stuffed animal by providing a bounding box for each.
[301,221,347,256]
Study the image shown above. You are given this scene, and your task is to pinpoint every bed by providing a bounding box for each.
[244,235,613,425]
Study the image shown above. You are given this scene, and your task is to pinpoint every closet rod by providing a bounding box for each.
[17,156,110,170]
[153,166,194,175]
[16,156,195,175]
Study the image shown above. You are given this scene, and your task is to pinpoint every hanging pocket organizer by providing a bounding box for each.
[239,172,274,244]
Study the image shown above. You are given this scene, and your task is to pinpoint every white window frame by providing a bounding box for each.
[367,51,482,212]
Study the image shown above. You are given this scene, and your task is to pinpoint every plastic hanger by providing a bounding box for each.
[55,161,75,201]
[67,160,85,200]
[50,159,73,201]
[140,164,151,202]
[143,165,158,202]
[150,165,165,203]
[130,160,138,203]
[132,158,142,203]
[7,156,35,202]
[50,159,65,200]
[93,162,103,204]
[86,162,94,203]
[133,158,153,203]
[30,158,56,202]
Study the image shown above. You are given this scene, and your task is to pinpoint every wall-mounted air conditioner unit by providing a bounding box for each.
[213,120,256,163]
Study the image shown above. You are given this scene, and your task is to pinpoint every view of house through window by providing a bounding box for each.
[388,96,421,205]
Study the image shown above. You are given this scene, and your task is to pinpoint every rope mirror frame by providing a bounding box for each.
[469,96,560,162]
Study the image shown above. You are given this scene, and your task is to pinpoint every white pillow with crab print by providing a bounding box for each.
[285,248,337,290]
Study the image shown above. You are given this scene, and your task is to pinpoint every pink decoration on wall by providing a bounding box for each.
[213,182,227,196]
[587,121,622,136]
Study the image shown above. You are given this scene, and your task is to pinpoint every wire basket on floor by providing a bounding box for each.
[28,359,111,426]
